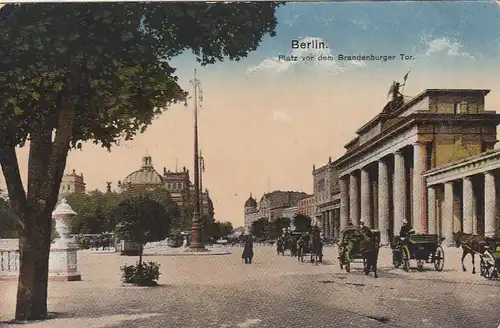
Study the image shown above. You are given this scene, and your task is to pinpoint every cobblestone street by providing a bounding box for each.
[1,246,499,328]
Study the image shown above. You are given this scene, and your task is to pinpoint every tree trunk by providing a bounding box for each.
[15,212,52,321]
[138,244,143,283]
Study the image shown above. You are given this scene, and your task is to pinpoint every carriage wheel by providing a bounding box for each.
[484,265,493,279]
[401,246,410,272]
[344,252,351,273]
[417,260,424,271]
[433,245,444,272]
[480,258,487,277]
[345,261,351,273]
[392,249,401,268]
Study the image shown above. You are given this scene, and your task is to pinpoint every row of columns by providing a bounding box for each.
[428,171,497,245]
[319,210,340,239]
[340,142,427,245]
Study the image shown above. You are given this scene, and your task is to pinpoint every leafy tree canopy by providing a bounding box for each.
[112,194,169,243]
[251,218,270,239]
[293,214,312,233]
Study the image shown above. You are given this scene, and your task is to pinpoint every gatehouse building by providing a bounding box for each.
[316,88,500,245]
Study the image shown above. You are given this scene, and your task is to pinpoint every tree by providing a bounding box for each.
[118,187,180,232]
[112,195,169,264]
[211,221,233,239]
[293,214,312,233]
[270,217,291,239]
[0,3,281,320]
[251,218,270,239]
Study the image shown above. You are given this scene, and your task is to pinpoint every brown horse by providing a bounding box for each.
[453,231,488,274]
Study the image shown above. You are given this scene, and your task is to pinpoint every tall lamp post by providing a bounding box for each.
[188,69,206,251]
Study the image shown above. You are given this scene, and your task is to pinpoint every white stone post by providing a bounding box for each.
[428,186,437,234]
[349,173,360,225]
[340,177,349,231]
[361,168,371,227]
[49,198,81,281]
[462,177,473,234]
[378,159,389,245]
[444,182,454,246]
[394,150,406,236]
[484,171,496,238]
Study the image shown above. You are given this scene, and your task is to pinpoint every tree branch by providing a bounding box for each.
[43,87,76,215]
[0,146,30,220]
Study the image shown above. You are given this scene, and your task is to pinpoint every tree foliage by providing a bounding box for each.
[293,214,312,233]
[211,221,233,240]
[0,2,281,321]
[251,218,270,239]
[112,195,169,244]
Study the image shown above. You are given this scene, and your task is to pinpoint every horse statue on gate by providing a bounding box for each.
[453,231,490,274]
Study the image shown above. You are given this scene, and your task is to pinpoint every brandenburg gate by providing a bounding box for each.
[334,89,500,245]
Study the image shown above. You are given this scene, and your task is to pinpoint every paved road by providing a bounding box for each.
[1,246,499,328]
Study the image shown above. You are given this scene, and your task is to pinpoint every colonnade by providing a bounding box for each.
[427,170,497,245]
[339,141,428,245]
[318,209,340,239]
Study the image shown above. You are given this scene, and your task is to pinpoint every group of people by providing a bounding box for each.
[241,219,415,265]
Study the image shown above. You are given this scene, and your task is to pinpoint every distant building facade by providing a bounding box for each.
[58,169,86,200]
[313,157,341,239]
[244,190,309,233]
[297,194,315,221]
[116,153,212,217]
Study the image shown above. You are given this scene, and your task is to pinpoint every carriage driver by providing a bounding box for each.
[348,218,371,255]
[399,219,415,238]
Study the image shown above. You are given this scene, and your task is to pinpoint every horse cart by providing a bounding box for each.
[390,234,445,272]
[338,226,381,277]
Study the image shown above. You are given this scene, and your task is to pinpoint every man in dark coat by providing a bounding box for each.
[242,235,254,264]
[399,219,415,238]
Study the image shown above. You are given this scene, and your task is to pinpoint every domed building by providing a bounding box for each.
[118,153,163,190]
[115,152,213,221]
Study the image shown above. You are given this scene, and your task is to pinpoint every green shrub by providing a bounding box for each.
[120,261,160,286]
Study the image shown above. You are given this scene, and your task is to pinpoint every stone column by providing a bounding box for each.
[322,213,327,235]
[325,212,330,238]
[444,182,454,246]
[340,177,349,231]
[413,141,427,233]
[428,186,437,234]
[349,173,360,225]
[328,210,334,238]
[484,171,496,238]
[360,168,371,227]
[462,177,473,234]
[378,159,389,245]
[393,150,406,236]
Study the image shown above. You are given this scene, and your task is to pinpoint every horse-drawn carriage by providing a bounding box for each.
[390,232,445,272]
[338,226,380,277]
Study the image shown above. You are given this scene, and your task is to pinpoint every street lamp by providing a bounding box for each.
[187,69,206,252]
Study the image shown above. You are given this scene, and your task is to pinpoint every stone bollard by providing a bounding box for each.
[49,198,81,281]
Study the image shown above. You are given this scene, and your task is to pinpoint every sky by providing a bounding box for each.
[4,1,500,227]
